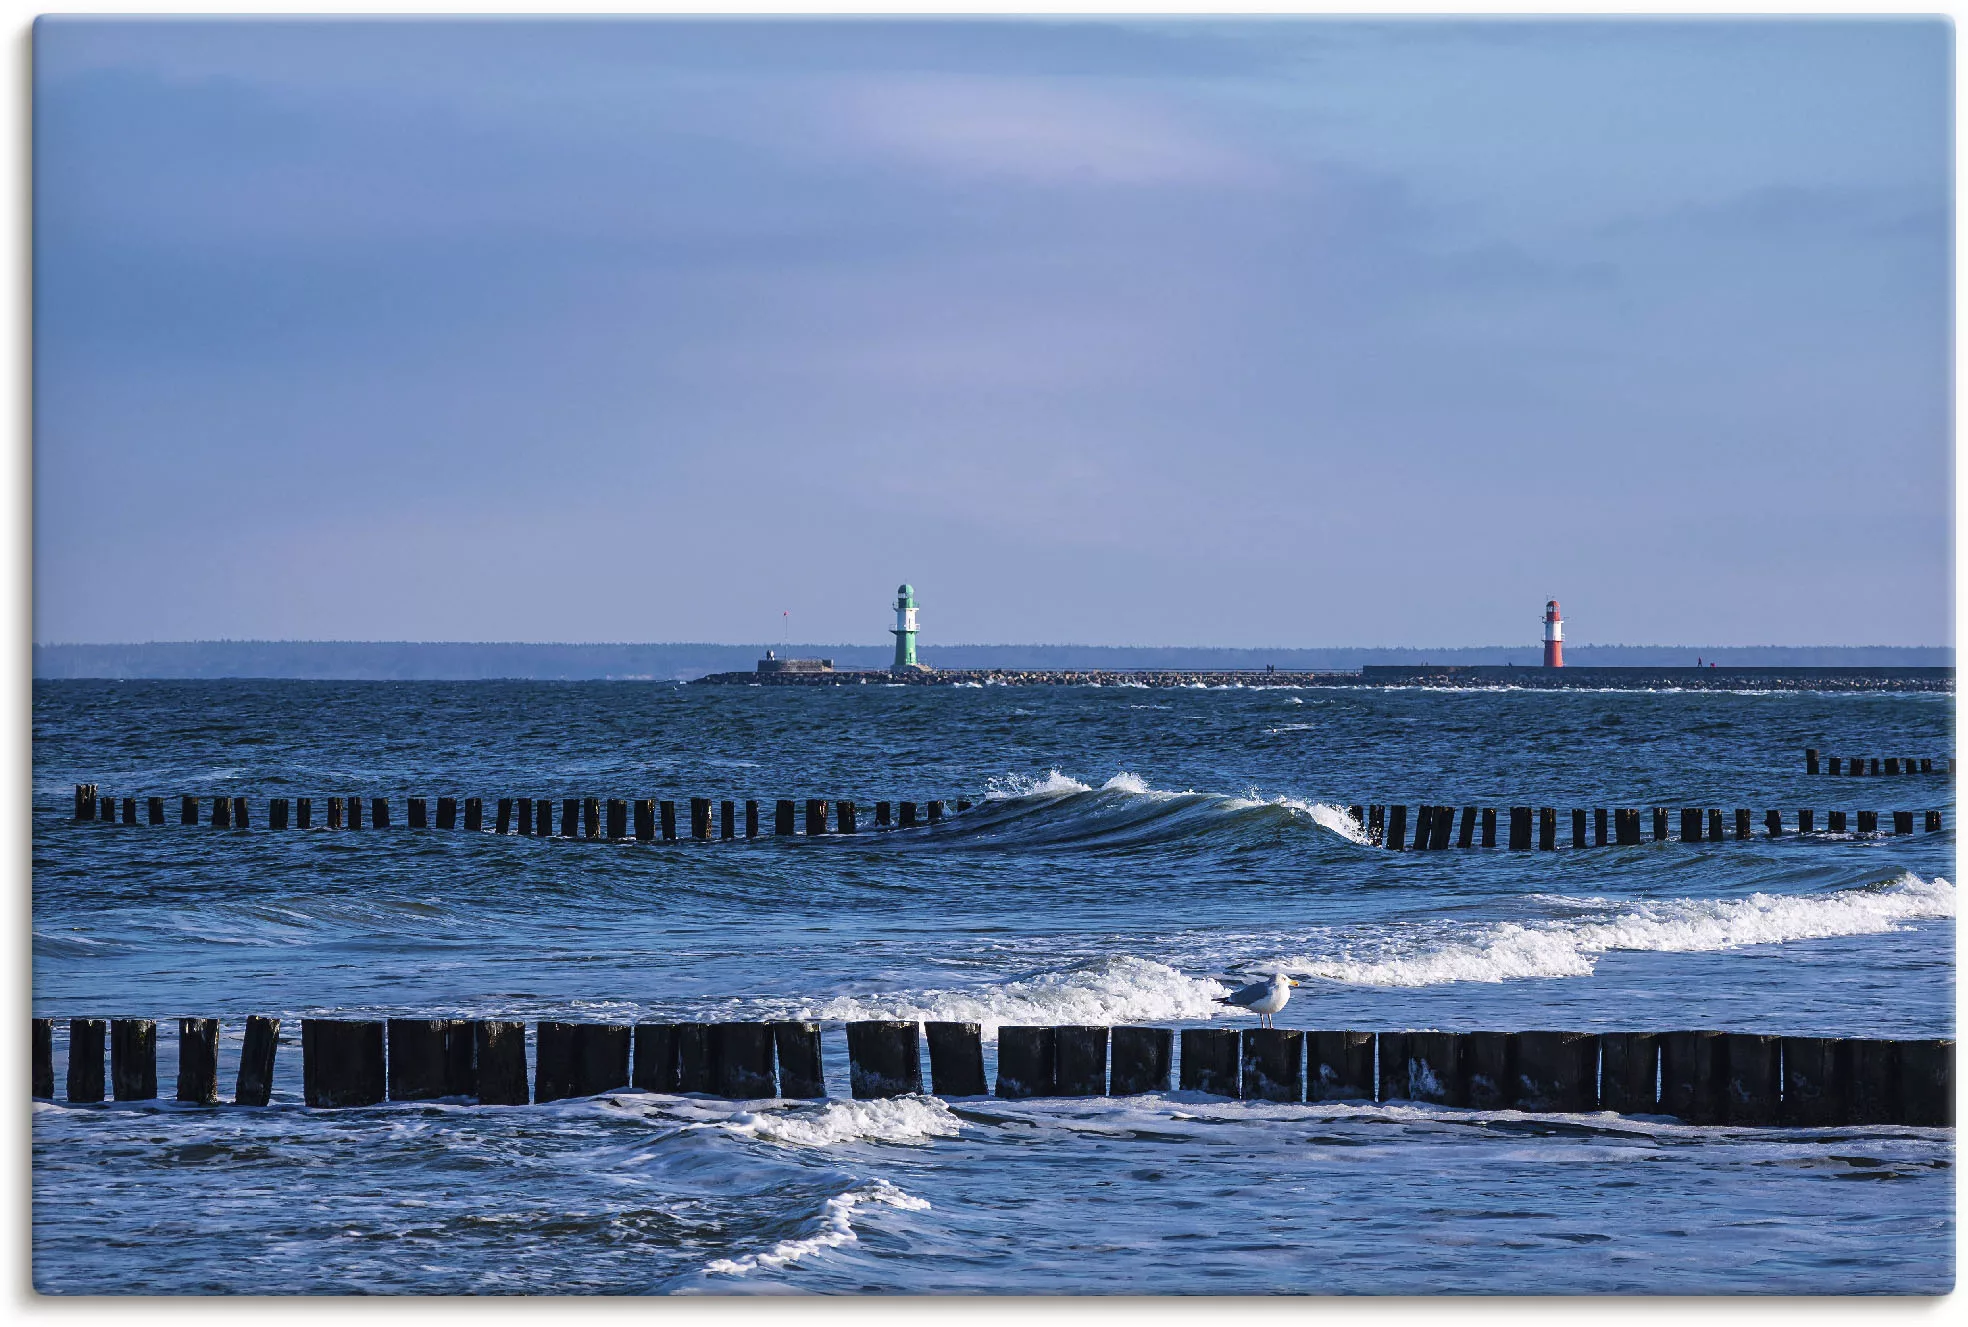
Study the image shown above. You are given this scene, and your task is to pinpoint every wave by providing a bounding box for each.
[724,1096,963,1148]
[699,1178,930,1278]
[809,955,1230,1038]
[1274,872,1955,987]
[967,769,1368,848]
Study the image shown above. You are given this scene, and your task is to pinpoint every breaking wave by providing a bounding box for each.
[966,769,1368,848]
[724,1096,963,1148]
[700,1179,930,1278]
[808,955,1230,1039]
[1276,872,1955,987]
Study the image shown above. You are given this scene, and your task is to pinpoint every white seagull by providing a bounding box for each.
[1216,972,1300,1028]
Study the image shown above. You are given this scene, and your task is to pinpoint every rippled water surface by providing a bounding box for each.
[31,680,1957,1293]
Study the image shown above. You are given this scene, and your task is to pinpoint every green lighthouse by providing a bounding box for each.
[891,583,920,671]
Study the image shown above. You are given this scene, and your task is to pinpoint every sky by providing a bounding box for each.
[32,19,1953,647]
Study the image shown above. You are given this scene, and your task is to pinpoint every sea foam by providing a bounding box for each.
[809,955,1230,1038]
[700,1178,930,1278]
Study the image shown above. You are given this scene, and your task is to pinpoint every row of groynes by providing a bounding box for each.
[1804,749,1951,776]
[65,787,1950,846]
[34,1018,1953,1129]
[1358,804,1945,849]
[69,786,965,837]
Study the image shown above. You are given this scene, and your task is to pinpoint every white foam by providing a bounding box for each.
[701,1179,930,1278]
[985,769,1093,799]
[724,1095,963,1148]
[1277,872,1956,987]
[809,955,1230,1038]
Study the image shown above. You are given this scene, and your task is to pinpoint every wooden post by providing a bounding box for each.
[343,796,359,829]
[176,1018,219,1104]
[1462,1031,1513,1109]
[1926,810,1943,832]
[1806,748,1819,774]
[660,801,677,841]
[1897,1039,1954,1126]
[533,1022,577,1102]
[1734,808,1751,840]
[1109,1026,1173,1095]
[924,1022,986,1097]
[1652,807,1669,841]
[1538,807,1556,850]
[1870,758,1881,775]
[372,797,390,829]
[1400,1031,1463,1105]
[516,797,532,836]
[1707,808,1723,842]
[1366,805,1384,845]
[710,1023,775,1098]
[775,800,796,835]
[441,1020,475,1098]
[120,797,135,825]
[1412,805,1434,852]
[1482,807,1497,848]
[1680,808,1702,843]
[269,798,288,830]
[745,800,759,839]
[1885,757,1900,775]
[876,801,893,829]
[1660,1029,1725,1124]
[806,799,828,836]
[1571,809,1587,848]
[1512,1031,1595,1111]
[607,798,627,840]
[1430,806,1453,850]
[73,784,95,820]
[1765,809,1782,837]
[772,1022,826,1098]
[927,800,944,823]
[1376,1032,1410,1101]
[100,794,117,823]
[1847,1039,1899,1124]
[181,795,198,825]
[1799,809,1815,833]
[1894,810,1914,835]
[217,796,235,829]
[580,797,598,839]
[1054,1026,1108,1097]
[475,1021,527,1104]
[1598,1032,1656,1114]
[1595,807,1608,846]
[1178,1028,1239,1096]
[235,1016,279,1106]
[634,799,655,842]
[387,1019,450,1100]
[691,797,711,840]
[560,798,578,837]
[67,1018,105,1102]
[899,801,918,829]
[677,1024,711,1093]
[1458,806,1477,848]
[838,801,858,835]
[1921,758,1934,773]
[32,1019,53,1099]
[1508,806,1531,850]
[1724,1033,1780,1125]
[111,1019,157,1100]
[720,800,735,840]
[1857,810,1878,835]
[1828,756,1842,775]
[957,798,973,812]
[496,798,513,835]
[1308,1030,1375,1101]
[297,797,312,829]
[846,1020,922,1099]
[1240,1028,1303,1102]
[1829,811,1848,834]
[461,797,480,832]
[231,796,248,828]
[437,797,457,830]
[576,1026,630,1096]
[301,1020,385,1107]
[996,1026,1056,1098]
[1778,1036,1845,1126]
[632,1023,680,1092]
[1386,804,1408,850]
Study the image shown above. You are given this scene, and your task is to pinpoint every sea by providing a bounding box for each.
[29,679,1956,1294]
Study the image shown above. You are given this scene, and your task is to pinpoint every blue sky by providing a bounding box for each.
[33,19,1952,647]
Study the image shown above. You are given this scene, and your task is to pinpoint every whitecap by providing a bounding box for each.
[700,1179,930,1278]
[808,955,1230,1038]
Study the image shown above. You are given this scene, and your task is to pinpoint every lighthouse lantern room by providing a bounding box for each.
[1542,599,1564,668]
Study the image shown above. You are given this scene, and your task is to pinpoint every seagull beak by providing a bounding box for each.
[1288,979,1300,987]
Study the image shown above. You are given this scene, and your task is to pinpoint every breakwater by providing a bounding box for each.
[34,1016,1952,1129]
[690,665,1954,691]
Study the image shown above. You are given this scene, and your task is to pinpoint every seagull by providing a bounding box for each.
[1216,972,1300,1028]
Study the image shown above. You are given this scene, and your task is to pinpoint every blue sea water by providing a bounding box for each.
[30,679,1956,1294]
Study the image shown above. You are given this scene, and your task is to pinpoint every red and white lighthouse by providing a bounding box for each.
[1542,599,1564,668]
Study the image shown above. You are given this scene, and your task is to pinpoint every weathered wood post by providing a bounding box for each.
[1508,806,1531,850]
[1723,1033,1781,1125]
[1828,756,1842,775]
[73,784,96,820]
[534,1021,577,1102]
[1595,807,1608,846]
[440,1020,476,1098]
[1459,806,1478,848]
[1598,1032,1656,1115]
[676,1024,712,1093]
[387,1019,450,1101]
[343,796,358,829]
[1462,1031,1513,1109]
[659,801,677,841]
[1376,1031,1411,1101]
[745,800,759,838]
[216,796,235,829]
[437,797,457,830]
[67,1018,105,1102]
[1308,1030,1375,1101]
[1538,807,1556,850]
[181,795,199,825]
[32,1019,53,1099]
[1652,807,1669,841]
[1386,804,1408,850]
[1571,809,1587,848]
[691,797,712,840]
[1482,807,1498,848]
[606,798,627,840]
[632,1023,679,1092]
[496,798,513,834]
[1412,805,1434,851]
[301,1020,386,1107]
[235,1016,279,1106]
[1707,808,1723,842]
[1512,1031,1595,1111]
[1765,809,1782,837]
[579,797,597,839]
[1734,808,1751,840]
[1894,810,1914,835]
[1680,808,1702,843]
[1870,758,1881,775]
[846,1021,922,1099]
[1806,748,1819,774]
[145,796,164,826]
[1241,1028,1303,1102]
[1857,810,1878,834]
[1778,1036,1845,1126]
[634,799,655,842]
[773,1022,826,1098]
[1897,1039,1954,1126]
[806,799,828,836]
[577,1025,631,1096]
[899,801,919,829]
[720,800,735,841]
[1885,757,1901,775]
[1179,1028,1239,1096]
[927,800,945,823]
[775,800,796,835]
[297,797,313,828]
[996,1026,1056,1098]
[117,797,132,825]
[1922,758,1934,773]
[1055,1026,1108,1096]
[473,1021,526,1104]
[176,1018,219,1104]
[371,797,390,829]
[460,797,480,831]
[1431,806,1453,849]
[1847,1039,1899,1124]
[1799,809,1815,833]
[267,798,288,830]
[1828,811,1848,834]
[1926,810,1943,832]
[838,801,858,835]
[1366,805,1384,845]
[877,801,893,828]
[1660,1029,1725,1124]
[1400,1031,1462,1105]
[924,1022,986,1097]
[232,796,249,828]
[1109,1026,1173,1095]
[516,797,532,835]
[710,1023,776,1098]
[560,799,579,837]
[111,1019,157,1100]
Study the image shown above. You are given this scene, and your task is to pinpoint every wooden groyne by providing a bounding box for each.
[1352,804,1946,848]
[32,1016,1951,1128]
[690,666,1954,693]
[1805,749,1954,776]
